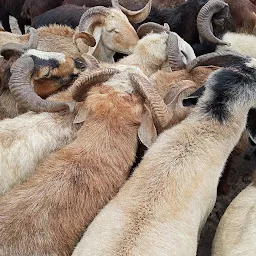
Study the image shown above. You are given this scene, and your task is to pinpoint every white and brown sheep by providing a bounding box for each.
[0,66,169,255]
[72,51,256,256]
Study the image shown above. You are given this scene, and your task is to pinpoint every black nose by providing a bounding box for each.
[74,58,87,70]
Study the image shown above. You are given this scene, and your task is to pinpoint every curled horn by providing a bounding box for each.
[197,0,230,46]
[9,56,74,113]
[111,0,152,23]
[186,51,248,72]
[167,32,186,71]
[1,27,39,59]
[137,22,170,38]
[72,68,120,101]
[78,6,110,34]
[81,53,100,70]
[129,72,172,130]
[73,32,96,47]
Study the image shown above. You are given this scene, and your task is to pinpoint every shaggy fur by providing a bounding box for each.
[212,184,256,255]
[0,86,143,256]
[217,32,256,59]
[72,59,256,256]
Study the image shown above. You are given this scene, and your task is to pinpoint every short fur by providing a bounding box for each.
[0,86,143,256]
[72,59,256,256]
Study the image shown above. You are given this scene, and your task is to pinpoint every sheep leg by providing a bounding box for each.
[2,12,11,32]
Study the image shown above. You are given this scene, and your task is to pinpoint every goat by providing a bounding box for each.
[62,0,185,10]
[0,64,170,255]
[21,0,64,22]
[0,0,29,34]
[0,52,96,196]
[212,175,256,256]
[71,50,256,256]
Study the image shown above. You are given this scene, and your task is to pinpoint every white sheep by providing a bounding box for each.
[212,181,256,256]
[72,52,256,256]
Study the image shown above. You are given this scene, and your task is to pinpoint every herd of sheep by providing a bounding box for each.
[0,0,256,255]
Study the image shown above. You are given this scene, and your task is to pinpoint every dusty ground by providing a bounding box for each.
[1,16,256,256]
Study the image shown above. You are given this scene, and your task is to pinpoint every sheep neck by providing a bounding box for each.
[92,39,115,63]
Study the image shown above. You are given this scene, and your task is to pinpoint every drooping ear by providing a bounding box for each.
[138,104,157,148]
[182,85,205,106]
[73,106,88,124]
[247,108,256,145]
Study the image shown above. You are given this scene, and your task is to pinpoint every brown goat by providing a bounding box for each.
[0,76,152,255]
[225,0,256,34]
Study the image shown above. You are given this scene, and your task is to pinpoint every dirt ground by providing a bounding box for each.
[1,16,256,256]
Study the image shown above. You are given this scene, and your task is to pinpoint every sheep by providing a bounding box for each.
[0,51,98,195]
[196,0,256,57]
[21,0,64,22]
[225,0,256,34]
[62,0,185,10]
[0,28,88,119]
[212,178,256,256]
[0,0,29,34]
[71,50,256,256]
[0,64,171,255]
[32,5,88,29]
[138,0,234,46]
[1,1,148,62]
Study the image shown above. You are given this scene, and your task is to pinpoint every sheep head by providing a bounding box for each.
[8,50,99,113]
[76,1,151,58]
[136,22,196,71]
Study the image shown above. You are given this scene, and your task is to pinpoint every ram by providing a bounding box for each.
[212,172,256,256]
[197,0,256,57]
[139,0,234,47]
[2,1,148,62]
[0,28,87,120]
[0,64,172,255]
[71,51,256,256]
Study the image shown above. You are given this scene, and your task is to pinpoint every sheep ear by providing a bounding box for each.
[182,86,205,106]
[73,106,88,124]
[247,108,256,145]
[138,104,157,148]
